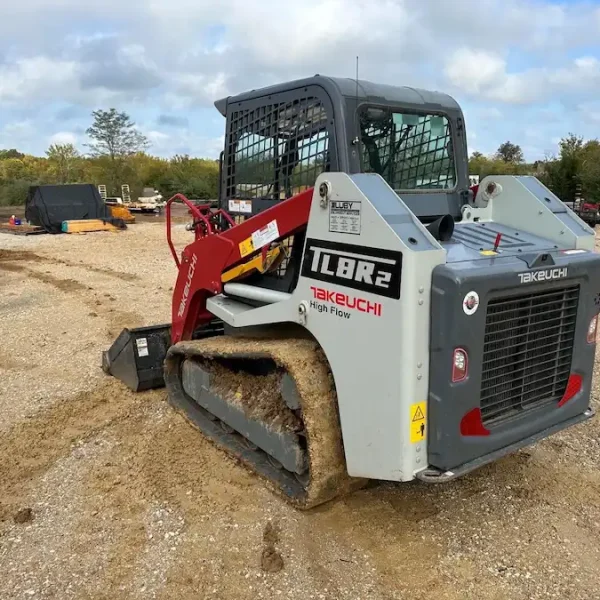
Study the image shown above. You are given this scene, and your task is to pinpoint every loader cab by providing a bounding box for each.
[214,75,470,225]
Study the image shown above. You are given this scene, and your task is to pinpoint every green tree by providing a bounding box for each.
[158,155,219,199]
[579,140,600,202]
[495,141,524,163]
[0,149,25,160]
[539,134,584,203]
[559,133,584,157]
[86,109,150,193]
[469,154,526,178]
[0,181,32,206]
[46,143,80,184]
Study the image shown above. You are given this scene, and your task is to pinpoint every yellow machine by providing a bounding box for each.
[108,205,136,224]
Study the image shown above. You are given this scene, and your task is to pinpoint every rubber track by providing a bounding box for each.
[164,337,366,509]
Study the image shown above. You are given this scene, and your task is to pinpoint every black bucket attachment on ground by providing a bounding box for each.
[102,324,172,391]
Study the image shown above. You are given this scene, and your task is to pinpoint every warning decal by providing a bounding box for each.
[252,219,279,250]
[410,401,427,444]
[239,220,279,258]
[135,337,149,358]
[239,237,254,258]
[228,199,252,214]
[412,406,425,421]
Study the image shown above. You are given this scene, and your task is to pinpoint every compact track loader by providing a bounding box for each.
[104,75,600,508]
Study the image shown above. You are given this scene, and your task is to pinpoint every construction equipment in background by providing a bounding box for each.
[104,75,600,509]
[127,184,164,213]
[564,200,599,227]
[138,187,165,206]
[100,193,136,222]
[121,184,132,204]
[99,184,163,214]
[107,204,136,224]
[563,184,599,227]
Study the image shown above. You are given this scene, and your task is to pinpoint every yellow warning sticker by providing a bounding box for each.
[410,401,427,444]
[480,250,498,256]
[239,237,255,258]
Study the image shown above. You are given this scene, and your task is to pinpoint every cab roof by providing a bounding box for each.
[214,74,461,116]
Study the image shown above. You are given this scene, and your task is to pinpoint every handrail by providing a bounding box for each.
[165,194,236,267]
[166,193,207,267]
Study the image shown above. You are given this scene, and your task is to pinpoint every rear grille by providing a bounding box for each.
[480,285,579,426]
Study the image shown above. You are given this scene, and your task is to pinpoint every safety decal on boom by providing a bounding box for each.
[410,401,427,443]
[239,219,280,258]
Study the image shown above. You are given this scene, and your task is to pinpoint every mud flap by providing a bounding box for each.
[102,324,171,391]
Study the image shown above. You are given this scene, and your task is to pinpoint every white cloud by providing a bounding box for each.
[578,102,600,125]
[0,54,148,108]
[1,120,38,153]
[167,72,230,108]
[49,132,78,145]
[145,130,169,143]
[478,107,503,120]
[445,49,507,95]
[136,118,224,157]
[3,0,600,111]
[445,48,600,104]
[3,120,36,136]
[0,57,79,104]
[2,0,600,158]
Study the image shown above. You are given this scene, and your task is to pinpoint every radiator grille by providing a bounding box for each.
[480,285,579,426]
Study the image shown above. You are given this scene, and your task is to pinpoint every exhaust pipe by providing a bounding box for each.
[426,214,455,242]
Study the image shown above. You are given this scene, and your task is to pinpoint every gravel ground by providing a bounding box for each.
[1,222,600,600]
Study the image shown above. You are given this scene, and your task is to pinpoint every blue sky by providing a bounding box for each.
[1,0,600,161]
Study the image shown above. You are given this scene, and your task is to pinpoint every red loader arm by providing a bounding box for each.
[166,189,314,344]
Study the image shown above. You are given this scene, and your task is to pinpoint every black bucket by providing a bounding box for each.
[102,324,172,392]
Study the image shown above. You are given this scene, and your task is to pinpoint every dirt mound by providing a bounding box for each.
[0,380,141,524]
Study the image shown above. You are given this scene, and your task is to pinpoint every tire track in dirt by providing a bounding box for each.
[0,376,267,599]
[0,380,144,526]
[0,254,143,337]
[0,248,139,282]
[0,381,171,598]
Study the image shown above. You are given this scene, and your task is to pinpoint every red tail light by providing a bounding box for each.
[587,315,598,344]
[452,348,468,382]
[558,374,583,407]
[460,408,490,436]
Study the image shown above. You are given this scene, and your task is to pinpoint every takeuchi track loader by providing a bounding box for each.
[103,75,600,509]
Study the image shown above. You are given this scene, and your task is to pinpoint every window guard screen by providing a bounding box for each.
[225,97,331,202]
[359,108,456,191]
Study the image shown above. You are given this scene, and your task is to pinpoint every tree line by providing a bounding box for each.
[1,107,599,207]
[0,109,219,206]
[469,137,600,204]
